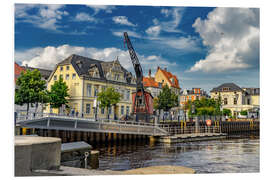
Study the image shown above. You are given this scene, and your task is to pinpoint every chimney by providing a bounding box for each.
[157,66,160,70]
[164,67,167,71]
[148,69,151,78]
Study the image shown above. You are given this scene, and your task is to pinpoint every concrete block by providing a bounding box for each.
[15,136,61,176]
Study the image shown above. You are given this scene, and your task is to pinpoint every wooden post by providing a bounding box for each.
[90,151,99,169]
[101,133,106,142]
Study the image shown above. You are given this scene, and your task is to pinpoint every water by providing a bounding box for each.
[96,136,259,173]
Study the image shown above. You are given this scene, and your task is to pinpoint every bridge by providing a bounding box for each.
[16,113,169,136]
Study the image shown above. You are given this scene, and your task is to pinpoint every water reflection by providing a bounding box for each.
[96,136,259,173]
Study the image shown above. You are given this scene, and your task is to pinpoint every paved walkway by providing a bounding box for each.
[32,165,195,176]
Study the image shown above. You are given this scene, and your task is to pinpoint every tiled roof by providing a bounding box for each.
[14,63,25,82]
[143,77,159,88]
[210,83,243,92]
[159,69,180,89]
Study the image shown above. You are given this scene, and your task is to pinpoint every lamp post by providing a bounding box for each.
[93,98,99,121]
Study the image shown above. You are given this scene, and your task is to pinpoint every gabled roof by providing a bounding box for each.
[210,83,243,92]
[159,68,180,89]
[50,54,135,85]
[143,77,160,88]
[58,54,105,79]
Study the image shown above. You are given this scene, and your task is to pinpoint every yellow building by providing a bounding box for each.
[154,66,181,96]
[46,54,136,119]
[210,83,260,118]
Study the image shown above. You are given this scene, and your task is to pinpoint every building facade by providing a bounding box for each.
[210,83,260,118]
[142,69,162,98]
[46,54,136,119]
[154,67,181,96]
[180,88,209,107]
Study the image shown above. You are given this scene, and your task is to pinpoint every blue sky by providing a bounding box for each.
[14,4,260,92]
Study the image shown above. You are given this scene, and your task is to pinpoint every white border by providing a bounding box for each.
[1,0,269,180]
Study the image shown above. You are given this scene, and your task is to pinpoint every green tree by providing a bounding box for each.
[222,108,232,116]
[156,85,179,112]
[97,87,121,119]
[48,77,69,114]
[15,69,47,116]
[185,97,222,116]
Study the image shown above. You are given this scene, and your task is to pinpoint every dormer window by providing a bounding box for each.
[222,87,230,91]
[171,77,175,84]
[76,60,82,68]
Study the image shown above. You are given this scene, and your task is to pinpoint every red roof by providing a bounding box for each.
[143,77,159,88]
[14,63,25,82]
[159,69,180,89]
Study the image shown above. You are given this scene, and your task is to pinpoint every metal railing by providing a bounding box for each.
[16,113,169,136]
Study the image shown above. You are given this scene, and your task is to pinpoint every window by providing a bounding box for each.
[222,87,230,91]
[87,84,92,97]
[247,99,250,105]
[126,90,130,100]
[108,107,112,114]
[196,96,199,100]
[126,106,130,115]
[60,66,63,71]
[121,106,124,115]
[72,73,76,79]
[60,74,63,79]
[54,75,57,80]
[66,74,69,80]
[86,104,91,114]
[94,86,99,97]
[114,74,119,80]
[224,98,228,105]
[234,98,237,105]
[66,66,69,70]
[101,108,105,114]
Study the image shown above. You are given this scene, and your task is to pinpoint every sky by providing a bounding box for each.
[14,4,260,92]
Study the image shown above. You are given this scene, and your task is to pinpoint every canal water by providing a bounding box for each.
[95,135,259,173]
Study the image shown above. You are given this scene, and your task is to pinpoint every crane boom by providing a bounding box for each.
[123,32,152,121]
[123,32,144,89]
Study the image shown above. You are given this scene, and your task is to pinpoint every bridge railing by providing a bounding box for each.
[16,113,160,127]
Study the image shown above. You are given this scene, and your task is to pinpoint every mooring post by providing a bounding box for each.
[195,116,199,133]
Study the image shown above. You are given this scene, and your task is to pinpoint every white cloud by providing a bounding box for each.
[112,30,142,39]
[86,5,116,14]
[145,7,184,36]
[15,4,68,31]
[74,12,97,22]
[145,25,161,37]
[189,8,259,73]
[161,8,170,17]
[15,45,175,76]
[112,16,136,27]
[163,36,201,52]
[112,30,200,52]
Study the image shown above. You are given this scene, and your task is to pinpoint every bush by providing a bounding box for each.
[240,110,248,116]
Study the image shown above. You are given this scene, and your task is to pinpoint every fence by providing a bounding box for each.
[159,121,221,135]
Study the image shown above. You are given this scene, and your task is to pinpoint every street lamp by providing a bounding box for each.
[93,98,99,121]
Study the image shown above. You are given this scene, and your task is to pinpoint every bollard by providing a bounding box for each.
[90,151,99,169]
[195,117,199,133]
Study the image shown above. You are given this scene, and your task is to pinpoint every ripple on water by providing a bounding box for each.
[97,137,259,173]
